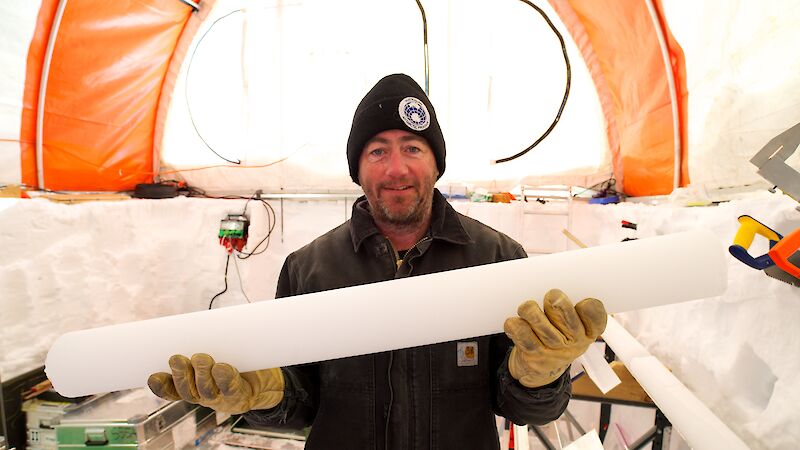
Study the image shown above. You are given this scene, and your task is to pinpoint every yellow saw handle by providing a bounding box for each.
[729,215,782,270]
[733,215,781,248]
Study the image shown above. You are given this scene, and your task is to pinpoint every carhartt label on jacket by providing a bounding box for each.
[457,342,478,366]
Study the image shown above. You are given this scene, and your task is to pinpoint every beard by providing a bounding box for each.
[365,174,437,228]
[372,188,430,226]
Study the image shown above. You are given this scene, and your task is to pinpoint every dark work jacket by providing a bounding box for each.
[245,189,571,449]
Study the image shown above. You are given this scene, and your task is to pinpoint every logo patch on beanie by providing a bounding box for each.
[398,97,430,131]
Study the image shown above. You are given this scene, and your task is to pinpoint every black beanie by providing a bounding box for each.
[347,74,446,185]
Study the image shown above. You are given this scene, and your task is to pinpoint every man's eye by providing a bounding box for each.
[370,148,385,157]
[406,146,421,154]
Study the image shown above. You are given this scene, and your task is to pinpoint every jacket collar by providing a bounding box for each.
[349,188,473,252]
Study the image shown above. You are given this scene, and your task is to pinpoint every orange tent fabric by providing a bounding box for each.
[21,0,194,191]
[549,0,688,196]
[19,1,686,195]
[20,0,58,189]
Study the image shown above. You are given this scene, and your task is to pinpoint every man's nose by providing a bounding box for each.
[384,149,409,177]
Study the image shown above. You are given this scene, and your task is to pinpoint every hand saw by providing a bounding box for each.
[729,215,800,286]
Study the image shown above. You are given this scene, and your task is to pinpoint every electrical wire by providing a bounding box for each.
[206,190,276,309]
[153,140,311,180]
[492,0,572,165]
[208,252,231,309]
[177,0,199,11]
[571,178,620,198]
[236,196,277,259]
[414,0,430,95]
[157,156,289,177]
[231,253,253,303]
[185,9,244,165]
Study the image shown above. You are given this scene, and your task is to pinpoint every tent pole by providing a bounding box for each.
[36,0,70,190]
[176,0,199,11]
[414,0,429,95]
[644,0,681,192]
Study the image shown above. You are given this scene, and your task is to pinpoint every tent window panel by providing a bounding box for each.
[161,0,611,191]
[438,0,610,188]
[162,0,424,189]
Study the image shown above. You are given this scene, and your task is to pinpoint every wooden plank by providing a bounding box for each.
[0,184,22,198]
[38,193,131,203]
[572,361,653,404]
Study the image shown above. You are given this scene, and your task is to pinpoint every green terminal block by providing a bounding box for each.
[219,214,249,239]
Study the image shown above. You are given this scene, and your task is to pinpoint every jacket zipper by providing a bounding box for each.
[384,234,430,450]
[391,236,431,273]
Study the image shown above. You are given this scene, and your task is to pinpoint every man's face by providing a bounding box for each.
[358,129,438,226]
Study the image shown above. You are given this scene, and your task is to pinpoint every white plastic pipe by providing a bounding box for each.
[46,230,727,397]
[602,318,749,450]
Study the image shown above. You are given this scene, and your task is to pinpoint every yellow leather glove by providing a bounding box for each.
[147,353,284,414]
[504,289,607,388]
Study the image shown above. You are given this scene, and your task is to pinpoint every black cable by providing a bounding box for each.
[572,177,620,198]
[185,9,244,165]
[414,0,430,95]
[183,185,208,197]
[208,252,231,309]
[183,187,253,201]
[206,191,275,309]
[186,186,277,255]
[177,0,199,11]
[492,0,572,164]
[183,186,276,258]
[237,199,276,258]
[190,193,249,200]
[237,197,277,259]
[184,188,277,258]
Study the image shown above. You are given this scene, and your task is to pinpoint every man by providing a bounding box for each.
[148,74,607,449]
